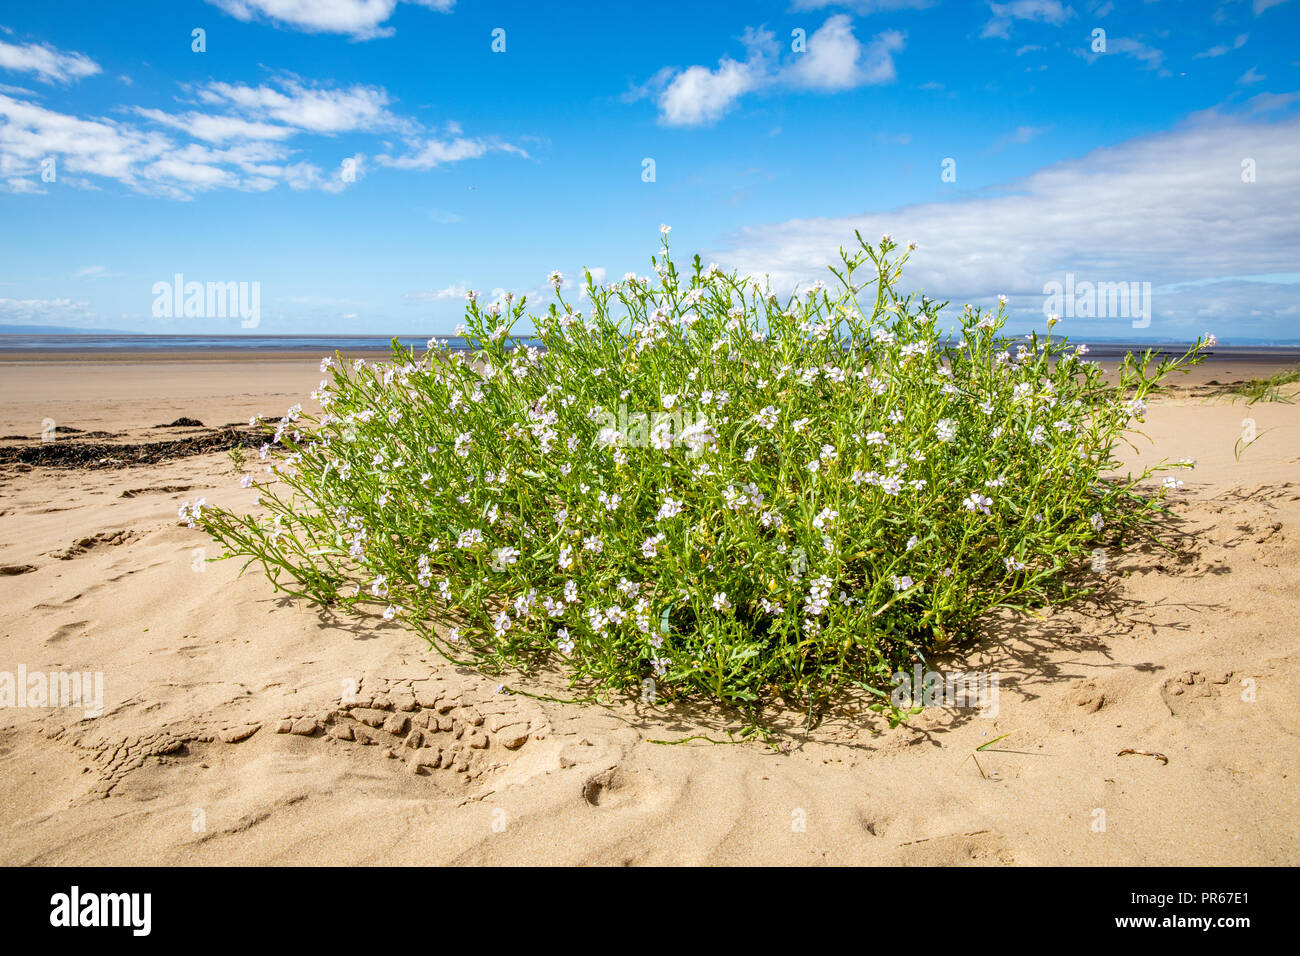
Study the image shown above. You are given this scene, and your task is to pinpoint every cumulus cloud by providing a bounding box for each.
[0,37,100,84]
[205,0,454,41]
[642,17,906,127]
[786,18,905,90]
[705,112,1300,339]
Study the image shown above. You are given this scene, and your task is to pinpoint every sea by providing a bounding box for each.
[0,334,1297,364]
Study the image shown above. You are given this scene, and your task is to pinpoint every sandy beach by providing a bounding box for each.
[1,351,1298,866]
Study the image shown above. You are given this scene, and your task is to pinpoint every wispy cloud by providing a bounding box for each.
[405,283,470,301]
[0,36,100,84]
[980,1,1076,41]
[194,78,399,134]
[75,265,121,280]
[0,73,517,197]
[1194,33,1248,59]
[992,124,1050,150]
[1078,36,1165,71]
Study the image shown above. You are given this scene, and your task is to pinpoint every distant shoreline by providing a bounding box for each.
[2,334,1299,369]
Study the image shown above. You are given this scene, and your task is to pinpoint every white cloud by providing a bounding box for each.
[1078,36,1165,71]
[133,108,296,142]
[659,59,765,126]
[786,17,905,90]
[992,124,1050,149]
[1238,67,1267,85]
[0,91,363,197]
[196,78,397,133]
[1,80,513,197]
[0,297,95,324]
[1253,0,1293,15]
[376,131,524,169]
[645,18,905,127]
[0,37,100,84]
[75,265,121,280]
[405,283,469,300]
[789,0,934,11]
[981,1,1076,40]
[705,113,1300,337]
[206,0,454,41]
[1194,33,1248,59]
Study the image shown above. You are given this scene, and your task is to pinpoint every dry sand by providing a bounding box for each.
[1,353,1297,865]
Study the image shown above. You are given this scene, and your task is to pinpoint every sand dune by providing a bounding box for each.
[1,357,1297,865]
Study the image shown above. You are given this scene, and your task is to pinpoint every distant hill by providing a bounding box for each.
[0,325,134,335]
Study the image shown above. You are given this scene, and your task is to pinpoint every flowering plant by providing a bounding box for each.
[192,233,1209,722]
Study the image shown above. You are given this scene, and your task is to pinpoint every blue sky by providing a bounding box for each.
[1,0,1298,341]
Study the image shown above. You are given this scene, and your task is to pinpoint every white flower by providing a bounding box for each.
[1004,556,1026,572]
[935,419,957,442]
[657,495,683,521]
[812,507,839,530]
[1162,477,1184,490]
[557,628,575,655]
[891,575,914,592]
[964,492,992,515]
[754,406,779,430]
[1089,513,1104,532]
[906,535,919,551]
[711,592,731,612]
[641,534,665,559]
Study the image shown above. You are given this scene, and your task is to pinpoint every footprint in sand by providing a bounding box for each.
[580,766,659,809]
[1160,670,1237,718]
[272,674,549,788]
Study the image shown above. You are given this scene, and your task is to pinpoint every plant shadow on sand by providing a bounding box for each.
[234,478,1232,764]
